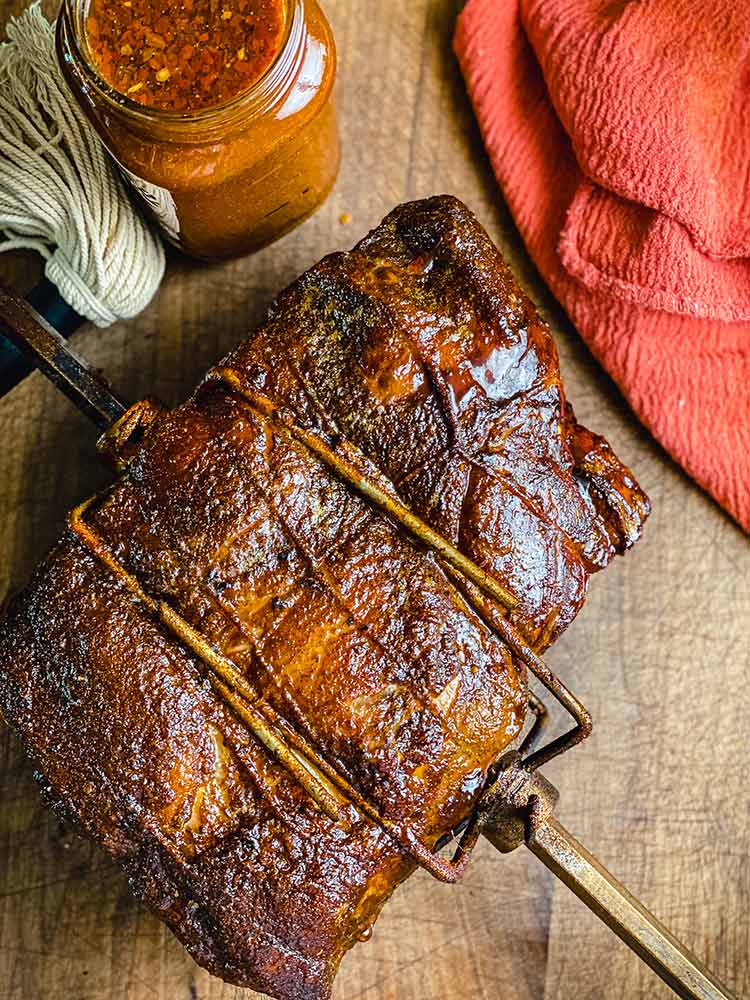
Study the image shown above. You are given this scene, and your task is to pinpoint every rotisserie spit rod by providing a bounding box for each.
[479,753,735,1000]
[0,286,737,1000]
[0,287,127,429]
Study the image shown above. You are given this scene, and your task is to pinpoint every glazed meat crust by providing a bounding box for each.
[0,197,648,1000]
[224,196,648,647]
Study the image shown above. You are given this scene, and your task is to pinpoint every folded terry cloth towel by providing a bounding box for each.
[455,0,750,532]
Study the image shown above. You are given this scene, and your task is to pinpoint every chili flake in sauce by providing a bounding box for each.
[86,0,286,111]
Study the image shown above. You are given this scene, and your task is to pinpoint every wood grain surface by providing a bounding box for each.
[1,2,748,999]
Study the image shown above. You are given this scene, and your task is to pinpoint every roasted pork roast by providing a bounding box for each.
[0,197,649,1000]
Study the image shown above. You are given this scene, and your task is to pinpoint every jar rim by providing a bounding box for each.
[57,0,305,129]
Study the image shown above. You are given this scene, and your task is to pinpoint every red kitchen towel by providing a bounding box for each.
[454,0,750,532]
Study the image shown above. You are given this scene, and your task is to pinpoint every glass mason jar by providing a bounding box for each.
[56,0,339,260]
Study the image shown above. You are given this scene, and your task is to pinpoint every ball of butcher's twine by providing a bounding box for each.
[0,2,165,327]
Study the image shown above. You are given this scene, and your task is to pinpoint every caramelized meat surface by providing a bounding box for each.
[0,197,648,1000]
[224,196,648,647]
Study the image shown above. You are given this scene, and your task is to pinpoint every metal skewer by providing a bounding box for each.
[0,285,739,1000]
[479,753,736,1000]
[0,287,126,428]
[532,818,731,1000]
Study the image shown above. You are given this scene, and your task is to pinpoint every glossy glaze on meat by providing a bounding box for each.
[224,196,649,646]
[0,197,649,1000]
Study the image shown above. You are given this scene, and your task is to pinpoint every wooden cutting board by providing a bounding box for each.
[1,1,748,998]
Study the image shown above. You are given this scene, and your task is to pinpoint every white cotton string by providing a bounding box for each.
[0,2,165,327]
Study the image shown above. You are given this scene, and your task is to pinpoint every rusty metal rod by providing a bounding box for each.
[480,756,737,1000]
[528,816,736,1000]
[0,286,126,429]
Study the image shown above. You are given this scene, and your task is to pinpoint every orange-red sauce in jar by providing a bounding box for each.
[57,0,339,259]
[86,0,286,112]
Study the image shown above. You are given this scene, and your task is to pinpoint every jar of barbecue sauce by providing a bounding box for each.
[56,0,339,259]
